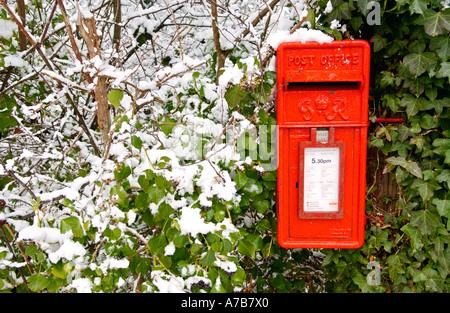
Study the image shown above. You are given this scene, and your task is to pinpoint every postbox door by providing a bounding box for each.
[276,40,370,249]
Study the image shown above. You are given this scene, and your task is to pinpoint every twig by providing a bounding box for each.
[56,0,93,85]
[161,0,184,61]
[0,159,37,201]
[0,0,55,71]
[0,225,32,292]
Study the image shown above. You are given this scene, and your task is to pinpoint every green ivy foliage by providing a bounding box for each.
[316,0,449,292]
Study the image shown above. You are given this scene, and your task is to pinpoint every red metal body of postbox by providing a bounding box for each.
[276,40,370,249]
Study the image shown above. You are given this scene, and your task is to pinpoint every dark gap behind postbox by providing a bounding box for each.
[286,81,360,91]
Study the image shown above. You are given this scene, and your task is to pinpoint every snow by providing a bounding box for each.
[214,259,237,274]
[98,258,130,274]
[0,19,16,39]
[164,242,176,256]
[48,240,86,263]
[151,271,185,293]
[18,225,72,245]
[4,55,25,67]
[70,278,93,293]
[324,0,333,14]
[218,63,244,90]
[266,28,333,50]
[178,207,217,237]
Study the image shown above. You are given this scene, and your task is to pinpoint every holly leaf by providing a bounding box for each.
[415,9,450,36]
[402,52,436,77]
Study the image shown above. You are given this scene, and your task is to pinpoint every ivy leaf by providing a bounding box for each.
[432,198,450,219]
[160,117,176,136]
[149,233,167,255]
[399,94,425,117]
[438,249,450,279]
[401,223,423,251]
[436,169,450,187]
[234,171,248,189]
[415,9,450,36]
[410,209,441,235]
[224,85,248,108]
[410,179,441,201]
[398,125,415,142]
[108,89,124,108]
[327,1,351,22]
[60,216,84,237]
[253,199,270,214]
[0,95,18,132]
[237,239,256,258]
[387,254,406,281]
[28,273,49,292]
[436,62,450,82]
[419,114,439,130]
[131,135,143,150]
[200,249,216,266]
[409,0,428,15]
[351,272,374,293]
[402,52,436,77]
[135,192,150,210]
[432,138,450,156]
[372,34,388,52]
[430,36,450,60]
[386,156,423,178]
[242,178,263,197]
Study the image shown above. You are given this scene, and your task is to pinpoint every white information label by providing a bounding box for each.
[303,147,340,212]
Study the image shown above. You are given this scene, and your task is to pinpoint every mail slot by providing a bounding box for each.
[276,40,370,249]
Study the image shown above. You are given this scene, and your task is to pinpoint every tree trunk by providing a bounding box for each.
[17,0,27,51]
[95,76,111,146]
[76,8,111,147]
[113,0,122,53]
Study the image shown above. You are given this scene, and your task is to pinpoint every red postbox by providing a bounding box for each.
[276,40,370,249]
